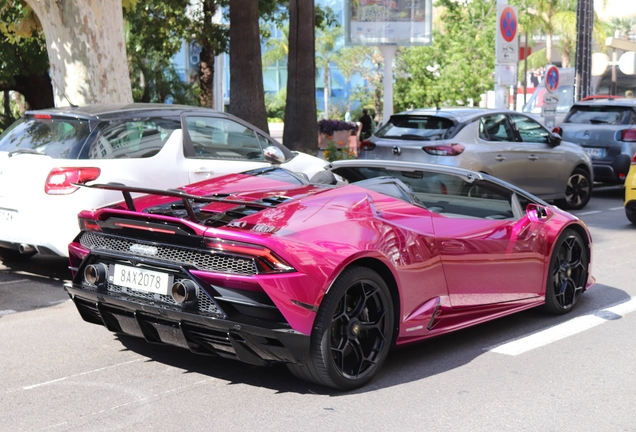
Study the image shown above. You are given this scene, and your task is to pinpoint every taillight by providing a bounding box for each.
[34,114,52,120]
[360,140,376,151]
[205,238,295,274]
[78,218,101,232]
[423,144,465,156]
[45,167,101,195]
[621,129,636,142]
[552,126,563,135]
[632,153,636,164]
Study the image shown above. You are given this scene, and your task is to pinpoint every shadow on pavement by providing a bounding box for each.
[113,283,630,396]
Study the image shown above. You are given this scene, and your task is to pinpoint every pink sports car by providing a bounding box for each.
[65,160,594,390]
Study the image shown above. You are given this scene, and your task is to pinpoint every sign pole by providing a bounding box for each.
[495,0,518,109]
[380,45,397,125]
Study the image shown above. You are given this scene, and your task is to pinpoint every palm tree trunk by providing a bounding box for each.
[283,0,318,154]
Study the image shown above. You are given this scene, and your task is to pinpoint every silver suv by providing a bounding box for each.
[555,98,636,184]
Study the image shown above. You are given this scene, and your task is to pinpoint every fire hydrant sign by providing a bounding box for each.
[497,5,518,64]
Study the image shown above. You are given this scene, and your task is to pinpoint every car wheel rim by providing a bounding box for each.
[329,279,390,380]
[564,174,590,207]
[552,234,586,309]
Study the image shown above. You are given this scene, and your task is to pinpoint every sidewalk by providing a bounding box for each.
[268,122,284,143]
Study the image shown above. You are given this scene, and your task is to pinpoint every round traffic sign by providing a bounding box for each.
[500,7,517,43]
[545,66,560,92]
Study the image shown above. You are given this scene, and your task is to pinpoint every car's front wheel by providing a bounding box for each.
[554,167,592,210]
[543,229,589,314]
[287,267,394,390]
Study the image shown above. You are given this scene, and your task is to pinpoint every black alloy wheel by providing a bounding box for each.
[287,267,394,390]
[555,168,592,210]
[543,229,589,314]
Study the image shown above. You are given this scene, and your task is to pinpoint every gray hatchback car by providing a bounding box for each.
[555,98,636,184]
[358,108,594,209]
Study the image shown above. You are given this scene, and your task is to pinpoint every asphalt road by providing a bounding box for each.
[0,185,634,431]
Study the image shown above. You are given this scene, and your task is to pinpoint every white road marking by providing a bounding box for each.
[0,309,16,316]
[489,297,636,356]
[610,206,624,211]
[0,279,28,285]
[23,359,144,390]
[574,210,601,216]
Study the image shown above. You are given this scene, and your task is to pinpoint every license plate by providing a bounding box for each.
[0,209,17,224]
[113,264,172,295]
[584,147,604,157]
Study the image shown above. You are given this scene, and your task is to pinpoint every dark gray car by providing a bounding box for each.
[556,98,636,184]
[358,108,594,209]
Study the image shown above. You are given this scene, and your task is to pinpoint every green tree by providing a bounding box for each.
[394,0,496,110]
[0,1,53,111]
[335,46,384,120]
[316,25,343,119]
[124,0,198,104]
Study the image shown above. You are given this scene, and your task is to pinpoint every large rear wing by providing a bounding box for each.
[75,182,270,223]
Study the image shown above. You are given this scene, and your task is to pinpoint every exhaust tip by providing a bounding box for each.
[18,244,35,255]
[171,280,198,305]
[84,263,108,287]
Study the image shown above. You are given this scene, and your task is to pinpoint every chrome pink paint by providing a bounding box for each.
[69,172,594,345]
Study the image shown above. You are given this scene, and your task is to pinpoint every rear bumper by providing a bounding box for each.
[591,154,632,184]
[65,283,311,366]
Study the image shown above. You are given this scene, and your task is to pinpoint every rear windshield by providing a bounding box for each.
[564,105,636,125]
[0,118,91,158]
[375,115,455,140]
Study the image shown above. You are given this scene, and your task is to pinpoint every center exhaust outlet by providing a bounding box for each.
[171,280,198,305]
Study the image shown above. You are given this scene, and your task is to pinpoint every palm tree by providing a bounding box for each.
[262,25,289,67]
[315,25,343,119]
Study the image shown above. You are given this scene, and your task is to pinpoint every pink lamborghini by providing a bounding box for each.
[65,160,594,390]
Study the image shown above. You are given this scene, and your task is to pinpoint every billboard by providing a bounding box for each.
[344,0,433,46]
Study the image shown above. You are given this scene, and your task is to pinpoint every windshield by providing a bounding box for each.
[0,117,91,158]
[564,105,636,125]
[375,115,455,140]
[522,86,574,114]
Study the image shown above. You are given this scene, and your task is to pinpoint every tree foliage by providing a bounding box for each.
[0,1,53,110]
[394,0,496,110]
[124,0,199,104]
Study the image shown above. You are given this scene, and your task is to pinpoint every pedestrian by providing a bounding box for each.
[358,109,373,140]
[344,109,351,122]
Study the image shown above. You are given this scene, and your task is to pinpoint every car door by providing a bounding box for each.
[476,114,531,190]
[425,176,545,307]
[182,115,269,183]
[508,114,567,196]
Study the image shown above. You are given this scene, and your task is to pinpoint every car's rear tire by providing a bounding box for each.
[554,168,592,210]
[543,229,589,314]
[287,266,394,390]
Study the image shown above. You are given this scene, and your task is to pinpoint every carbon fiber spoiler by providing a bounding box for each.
[74,182,270,223]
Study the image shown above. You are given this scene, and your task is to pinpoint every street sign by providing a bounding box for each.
[497,5,518,64]
[542,105,557,117]
[545,65,560,93]
[543,93,560,104]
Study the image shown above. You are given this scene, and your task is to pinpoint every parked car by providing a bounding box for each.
[358,108,594,210]
[0,103,328,260]
[555,98,636,184]
[65,160,594,390]
[625,153,636,224]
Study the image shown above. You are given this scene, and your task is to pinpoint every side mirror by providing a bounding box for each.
[263,146,286,164]
[526,203,552,222]
[549,132,562,147]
